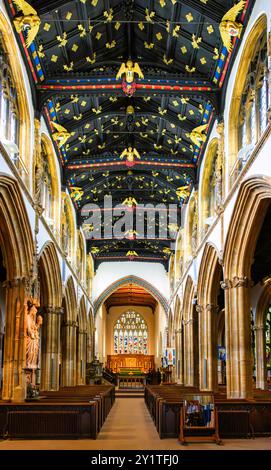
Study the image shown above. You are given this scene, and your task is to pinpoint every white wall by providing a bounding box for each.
[92,261,170,300]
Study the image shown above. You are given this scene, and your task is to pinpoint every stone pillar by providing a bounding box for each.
[41,306,63,391]
[198,304,219,391]
[87,329,95,363]
[222,277,253,399]
[2,278,30,401]
[61,320,77,387]
[255,325,267,390]
[183,319,195,386]
[76,329,87,385]
[175,328,184,384]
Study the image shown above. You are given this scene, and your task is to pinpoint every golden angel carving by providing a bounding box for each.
[13,0,41,48]
[189,124,208,147]
[120,146,141,167]
[219,1,246,52]
[176,186,190,200]
[116,60,144,96]
[69,187,84,202]
[122,196,138,207]
[51,121,71,148]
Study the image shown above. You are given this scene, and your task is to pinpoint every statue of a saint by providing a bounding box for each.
[26,300,43,369]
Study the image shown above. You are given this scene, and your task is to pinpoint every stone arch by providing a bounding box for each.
[255,281,271,389]
[183,275,198,386]
[173,295,183,383]
[197,243,223,391]
[38,242,63,390]
[200,138,219,238]
[87,307,95,363]
[76,296,88,385]
[223,175,271,398]
[185,192,198,260]
[0,12,31,184]
[38,134,61,225]
[228,14,267,175]
[64,276,77,324]
[0,174,34,399]
[94,275,168,316]
[60,276,78,386]
[39,242,62,308]
[0,174,33,279]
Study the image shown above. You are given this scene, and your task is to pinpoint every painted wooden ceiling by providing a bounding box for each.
[6,0,255,268]
[104,283,157,311]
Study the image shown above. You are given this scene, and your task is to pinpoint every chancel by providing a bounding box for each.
[0,0,271,452]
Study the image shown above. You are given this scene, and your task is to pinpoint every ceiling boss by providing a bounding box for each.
[13,0,41,48]
[116,60,144,97]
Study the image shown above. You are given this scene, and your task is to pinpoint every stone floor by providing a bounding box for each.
[0,398,271,450]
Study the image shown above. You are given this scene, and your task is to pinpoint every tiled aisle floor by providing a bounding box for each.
[0,398,271,450]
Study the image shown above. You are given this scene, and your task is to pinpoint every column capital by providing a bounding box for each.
[206,303,219,313]
[196,304,203,313]
[221,276,252,289]
[79,329,87,335]
[63,320,77,327]
[2,276,29,289]
[253,325,265,331]
[45,306,64,315]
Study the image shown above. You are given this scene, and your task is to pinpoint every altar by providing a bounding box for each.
[107,354,155,373]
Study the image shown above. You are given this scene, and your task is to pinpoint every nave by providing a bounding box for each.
[0,397,270,450]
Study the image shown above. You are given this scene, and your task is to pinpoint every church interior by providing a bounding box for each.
[0,0,271,451]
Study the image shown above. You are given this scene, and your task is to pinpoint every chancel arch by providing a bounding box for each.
[0,174,34,400]
[228,15,268,186]
[197,243,224,391]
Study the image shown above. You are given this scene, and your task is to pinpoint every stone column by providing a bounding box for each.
[87,329,95,363]
[2,277,29,401]
[61,320,77,386]
[41,306,63,391]
[255,325,267,390]
[222,277,253,399]
[76,329,87,385]
[198,304,219,391]
[183,318,195,386]
[175,327,184,384]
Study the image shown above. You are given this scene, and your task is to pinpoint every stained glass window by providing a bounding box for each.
[114,311,148,354]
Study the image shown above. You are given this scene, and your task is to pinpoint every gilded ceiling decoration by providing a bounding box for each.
[6,0,254,268]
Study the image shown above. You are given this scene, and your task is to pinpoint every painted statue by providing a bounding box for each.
[26,300,43,370]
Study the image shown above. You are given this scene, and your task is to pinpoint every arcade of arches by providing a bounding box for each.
[0,0,271,449]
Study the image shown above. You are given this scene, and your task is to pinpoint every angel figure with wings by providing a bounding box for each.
[51,121,71,148]
[116,60,144,96]
[13,0,41,48]
[120,146,141,167]
[219,1,246,53]
[189,124,208,147]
